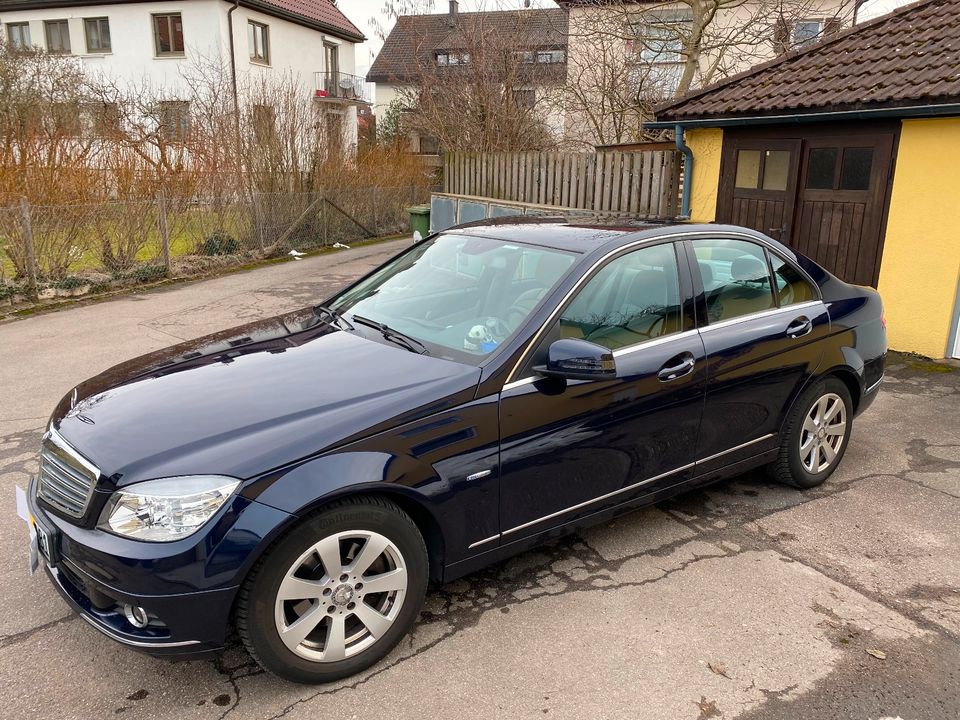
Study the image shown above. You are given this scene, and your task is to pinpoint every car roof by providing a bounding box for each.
[444,219,785,256]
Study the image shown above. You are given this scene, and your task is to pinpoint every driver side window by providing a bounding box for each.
[559,243,682,351]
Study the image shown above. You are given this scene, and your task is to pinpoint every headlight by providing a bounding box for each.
[99,476,240,542]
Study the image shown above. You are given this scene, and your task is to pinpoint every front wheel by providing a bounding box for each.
[236,496,428,683]
[769,378,853,489]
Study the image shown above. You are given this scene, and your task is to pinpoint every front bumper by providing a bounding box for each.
[27,476,291,658]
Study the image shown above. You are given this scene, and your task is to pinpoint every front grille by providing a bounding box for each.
[38,432,98,518]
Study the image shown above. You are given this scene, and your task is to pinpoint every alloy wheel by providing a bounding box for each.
[799,392,847,474]
[274,530,408,662]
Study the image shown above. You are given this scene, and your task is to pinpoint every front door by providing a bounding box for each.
[498,240,706,542]
[717,139,802,243]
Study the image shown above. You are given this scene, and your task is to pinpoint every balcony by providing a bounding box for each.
[313,71,372,105]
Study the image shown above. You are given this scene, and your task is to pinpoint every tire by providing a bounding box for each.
[768,377,853,489]
[236,496,428,684]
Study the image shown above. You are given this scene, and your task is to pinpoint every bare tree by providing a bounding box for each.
[561,0,857,147]
[374,1,565,151]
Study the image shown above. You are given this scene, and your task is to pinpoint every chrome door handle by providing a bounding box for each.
[786,316,813,338]
[657,354,695,382]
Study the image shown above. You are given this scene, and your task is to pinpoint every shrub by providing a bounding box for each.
[198,231,239,256]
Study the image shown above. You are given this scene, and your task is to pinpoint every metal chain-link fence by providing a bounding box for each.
[0,185,431,305]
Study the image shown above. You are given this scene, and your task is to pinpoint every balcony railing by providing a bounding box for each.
[314,71,372,104]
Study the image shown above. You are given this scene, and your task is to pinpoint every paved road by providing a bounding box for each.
[1,240,959,720]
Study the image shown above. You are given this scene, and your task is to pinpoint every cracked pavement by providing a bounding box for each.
[1,239,959,719]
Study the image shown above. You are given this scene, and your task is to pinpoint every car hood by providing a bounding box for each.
[51,308,481,487]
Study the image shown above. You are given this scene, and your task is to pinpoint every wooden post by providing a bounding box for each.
[19,198,38,301]
[157,192,171,276]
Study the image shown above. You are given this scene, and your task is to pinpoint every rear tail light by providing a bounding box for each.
[880,311,887,330]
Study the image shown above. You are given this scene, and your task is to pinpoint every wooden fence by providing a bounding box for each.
[442,149,681,219]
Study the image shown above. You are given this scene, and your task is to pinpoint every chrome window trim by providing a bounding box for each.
[696,433,774,465]
[503,229,820,384]
[698,300,823,334]
[612,328,700,358]
[865,374,884,395]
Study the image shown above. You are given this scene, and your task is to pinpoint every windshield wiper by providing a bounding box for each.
[350,314,430,355]
[313,305,354,331]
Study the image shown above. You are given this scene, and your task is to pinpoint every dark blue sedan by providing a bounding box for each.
[27,220,886,683]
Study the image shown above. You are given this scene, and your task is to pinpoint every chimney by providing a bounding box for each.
[449,0,458,17]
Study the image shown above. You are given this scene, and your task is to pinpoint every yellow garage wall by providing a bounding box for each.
[877,118,960,358]
[685,128,724,222]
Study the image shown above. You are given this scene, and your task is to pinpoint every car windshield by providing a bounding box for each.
[329,233,577,363]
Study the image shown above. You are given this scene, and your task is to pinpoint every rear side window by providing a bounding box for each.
[693,239,775,323]
[559,243,682,350]
[769,251,817,305]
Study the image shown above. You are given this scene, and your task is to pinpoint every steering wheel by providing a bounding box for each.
[505,288,547,331]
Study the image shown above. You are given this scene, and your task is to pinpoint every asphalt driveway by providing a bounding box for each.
[1,239,958,720]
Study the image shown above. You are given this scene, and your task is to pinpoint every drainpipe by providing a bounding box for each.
[227,0,240,112]
[674,123,693,220]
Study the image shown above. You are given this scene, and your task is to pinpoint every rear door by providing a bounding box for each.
[687,236,829,474]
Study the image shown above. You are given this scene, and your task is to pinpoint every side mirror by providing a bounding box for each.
[534,338,617,382]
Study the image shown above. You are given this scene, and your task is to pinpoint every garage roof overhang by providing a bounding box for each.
[645,102,960,131]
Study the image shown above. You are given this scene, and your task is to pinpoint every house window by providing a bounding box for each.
[514,50,534,64]
[153,13,184,56]
[50,102,81,136]
[158,100,190,141]
[512,88,536,110]
[437,51,469,65]
[793,20,823,47]
[44,19,71,54]
[7,22,31,51]
[86,102,121,136]
[248,21,269,64]
[629,10,691,64]
[536,50,565,64]
[84,17,111,53]
[252,104,275,144]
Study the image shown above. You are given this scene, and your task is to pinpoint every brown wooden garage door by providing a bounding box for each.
[717,123,898,287]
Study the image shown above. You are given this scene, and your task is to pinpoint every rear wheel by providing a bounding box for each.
[236,496,428,684]
[769,378,853,489]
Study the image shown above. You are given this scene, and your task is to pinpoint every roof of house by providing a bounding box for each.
[653,0,960,125]
[0,0,364,41]
[367,7,568,84]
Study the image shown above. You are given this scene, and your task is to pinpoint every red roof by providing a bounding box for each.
[254,0,364,41]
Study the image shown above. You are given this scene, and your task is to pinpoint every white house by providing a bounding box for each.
[0,0,368,147]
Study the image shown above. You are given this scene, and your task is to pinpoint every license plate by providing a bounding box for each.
[34,520,53,565]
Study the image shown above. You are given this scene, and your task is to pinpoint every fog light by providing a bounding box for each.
[123,604,149,629]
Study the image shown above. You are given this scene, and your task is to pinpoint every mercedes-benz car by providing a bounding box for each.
[26,220,886,683]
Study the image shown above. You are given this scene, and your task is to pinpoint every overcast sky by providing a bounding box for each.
[339,0,915,77]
